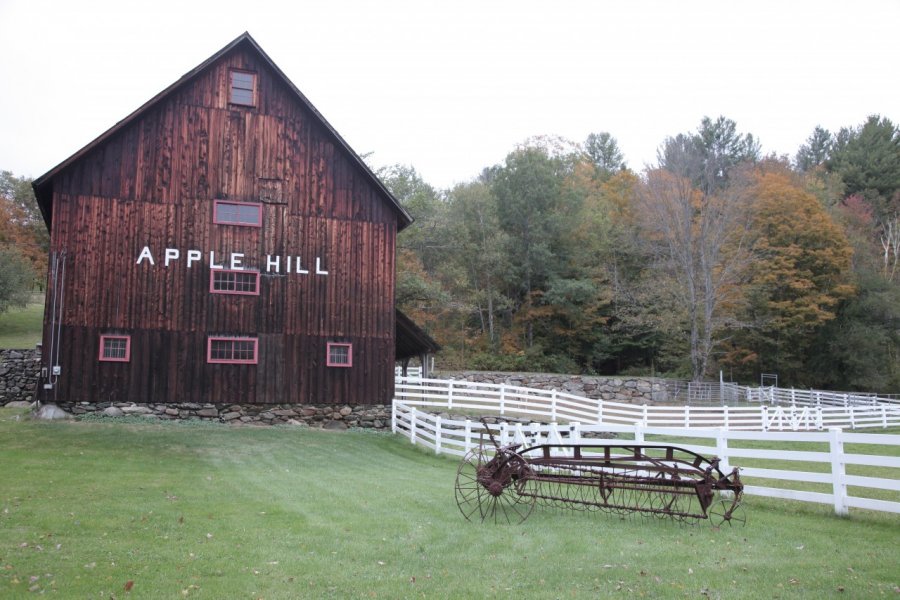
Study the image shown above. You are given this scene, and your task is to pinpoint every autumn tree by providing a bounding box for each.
[0,171,49,288]
[729,167,855,384]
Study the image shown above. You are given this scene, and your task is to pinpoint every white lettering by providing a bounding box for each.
[230,253,244,270]
[209,251,224,269]
[295,256,309,275]
[316,257,328,275]
[266,255,280,273]
[136,246,155,265]
[186,250,201,268]
[286,256,292,273]
[164,248,180,267]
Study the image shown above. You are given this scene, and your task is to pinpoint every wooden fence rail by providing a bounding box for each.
[391,401,900,516]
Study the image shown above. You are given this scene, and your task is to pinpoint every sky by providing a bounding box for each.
[1,0,898,190]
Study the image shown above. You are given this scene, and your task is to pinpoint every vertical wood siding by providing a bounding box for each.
[43,46,399,405]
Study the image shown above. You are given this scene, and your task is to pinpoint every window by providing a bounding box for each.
[99,335,131,362]
[327,342,353,367]
[208,337,258,364]
[210,269,259,295]
[213,200,262,227]
[229,70,257,106]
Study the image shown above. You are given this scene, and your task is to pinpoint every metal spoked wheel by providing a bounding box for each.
[708,497,746,527]
[455,447,535,524]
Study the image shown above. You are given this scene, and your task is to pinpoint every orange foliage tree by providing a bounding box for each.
[726,168,855,383]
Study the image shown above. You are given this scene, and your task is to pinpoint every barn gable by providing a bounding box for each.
[32,33,421,407]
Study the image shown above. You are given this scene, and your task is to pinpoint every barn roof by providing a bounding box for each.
[31,32,413,231]
[395,309,441,360]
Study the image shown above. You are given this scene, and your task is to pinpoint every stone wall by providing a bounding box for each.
[56,401,392,429]
[0,349,41,405]
[436,371,672,404]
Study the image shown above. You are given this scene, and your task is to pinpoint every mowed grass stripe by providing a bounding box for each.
[1,409,898,598]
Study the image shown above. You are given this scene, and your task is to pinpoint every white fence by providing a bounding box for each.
[395,366,424,378]
[392,401,900,516]
[394,377,900,431]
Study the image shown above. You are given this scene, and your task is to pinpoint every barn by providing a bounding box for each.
[32,32,438,409]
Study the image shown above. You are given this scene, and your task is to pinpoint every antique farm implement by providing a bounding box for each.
[455,421,744,526]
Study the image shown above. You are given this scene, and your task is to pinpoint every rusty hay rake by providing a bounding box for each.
[454,421,744,526]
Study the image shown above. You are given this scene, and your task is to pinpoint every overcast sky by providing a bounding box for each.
[1,0,897,189]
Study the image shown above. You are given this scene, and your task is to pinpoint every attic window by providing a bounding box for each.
[214,199,262,227]
[230,70,257,106]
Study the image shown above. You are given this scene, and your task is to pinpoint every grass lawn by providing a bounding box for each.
[1,408,898,599]
[0,295,43,349]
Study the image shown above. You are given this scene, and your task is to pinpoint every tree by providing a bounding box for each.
[0,247,33,315]
[658,116,761,195]
[636,168,752,380]
[445,181,511,346]
[0,171,49,288]
[827,115,900,213]
[491,145,575,348]
[584,132,626,180]
[794,126,833,172]
[730,167,855,384]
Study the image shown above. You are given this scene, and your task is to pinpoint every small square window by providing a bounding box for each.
[99,335,131,362]
[213,200,262,227]
[327,342,353,367]
[208,337,258,364]
[210,269,260,295]
[230,70,257,106]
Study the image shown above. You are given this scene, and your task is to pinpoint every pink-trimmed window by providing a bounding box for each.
[327,342,353,367]
[99,335,131,362]
[208,337,258,364]
[210,269,260,295]
[213,200,262,227]
[229,70,257,106]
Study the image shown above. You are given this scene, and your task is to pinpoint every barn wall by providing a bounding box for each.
[42,44,398,405]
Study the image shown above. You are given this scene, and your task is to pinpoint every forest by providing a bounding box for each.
[382,115,900,392]
[1,115,898,392]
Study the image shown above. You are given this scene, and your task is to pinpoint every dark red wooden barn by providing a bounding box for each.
[32,32,438,407]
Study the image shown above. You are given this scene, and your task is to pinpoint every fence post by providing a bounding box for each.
[642,404,649,426]
[684,405,690,428]
[447,380,454,411]
[634,421,645,444]
[761,406,769,432]
[391,402,398,433]
[816,406,824,430]
[435,415,442,455]
[500,422,509,447]
[790,388,796,408]
[723,405,729,430]
[849,407,856,430]
[716,428,730,473]
[883,406,888,429]
[571,421,581,444]
[464,419,472,454]
[551,389,558,423]
[410,406,418,445]
[829,427,849,516]
[499,383,506,416]
[597,400,604,424]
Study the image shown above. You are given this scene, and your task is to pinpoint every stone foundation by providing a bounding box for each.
[55,401,393,429]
